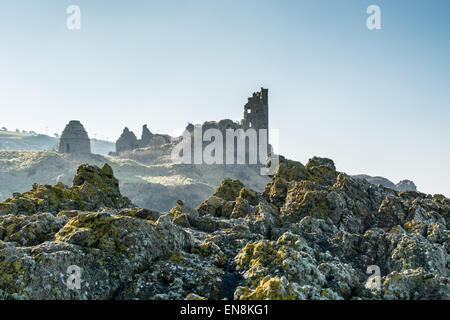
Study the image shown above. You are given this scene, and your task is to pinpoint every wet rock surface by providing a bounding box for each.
[0,159,448,300]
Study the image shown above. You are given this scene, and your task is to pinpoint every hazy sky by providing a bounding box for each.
[0,0,449,196]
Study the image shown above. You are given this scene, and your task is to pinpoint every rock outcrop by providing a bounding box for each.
[0,158,448,300]
[396,180,417,192]
[0,163,132,216]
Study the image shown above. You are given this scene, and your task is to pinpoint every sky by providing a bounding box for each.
[0,0,449,196]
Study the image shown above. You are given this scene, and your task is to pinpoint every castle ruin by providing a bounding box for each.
[242,88,269,132]
[179,87,270,164]
[184,87,269,134]
[116,124,170,153]
[58,120,91,154]
[115,87,270,164]
[242,88,269,158]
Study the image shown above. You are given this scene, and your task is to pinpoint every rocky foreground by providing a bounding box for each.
[0,150,269,212]
[0,157,448,300]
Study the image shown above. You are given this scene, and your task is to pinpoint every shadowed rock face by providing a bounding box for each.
[0,159,448,300]
[58,120,91,154]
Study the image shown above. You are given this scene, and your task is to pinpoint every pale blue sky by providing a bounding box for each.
[0,0,449,196]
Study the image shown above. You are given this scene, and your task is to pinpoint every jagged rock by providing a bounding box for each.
[185,293,206,300]
[0,211,193,299]
[0,213,68,246]
[305,157,338,185]
[244,202,280,238]
[0,156,448,300]
[212,178,245,201]
[113,250,224,300]
[396,180,417,192]
[117,208,160,221]
[382,268,450,299]
[196,196,227,217]
[0,164,131,216]
[196,179,246,218]
[234,276,300,300]
[272,156,308,183]
[353,175,397,190]
[353,174,418,192]
[263,177,289,208]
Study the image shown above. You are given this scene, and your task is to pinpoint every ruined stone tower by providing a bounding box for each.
[58,120,91,154]
[242,88,268,132]
[241,88,269,161]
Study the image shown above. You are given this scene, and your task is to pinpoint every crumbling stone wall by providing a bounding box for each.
[116,125,170,153]
[242,88,268,132]
[179,88,270,164]
[116,127,139,153]
[115,88,270,163]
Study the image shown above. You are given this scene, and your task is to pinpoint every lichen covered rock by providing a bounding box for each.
[0,164,131,216]
[0,157,449,300]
